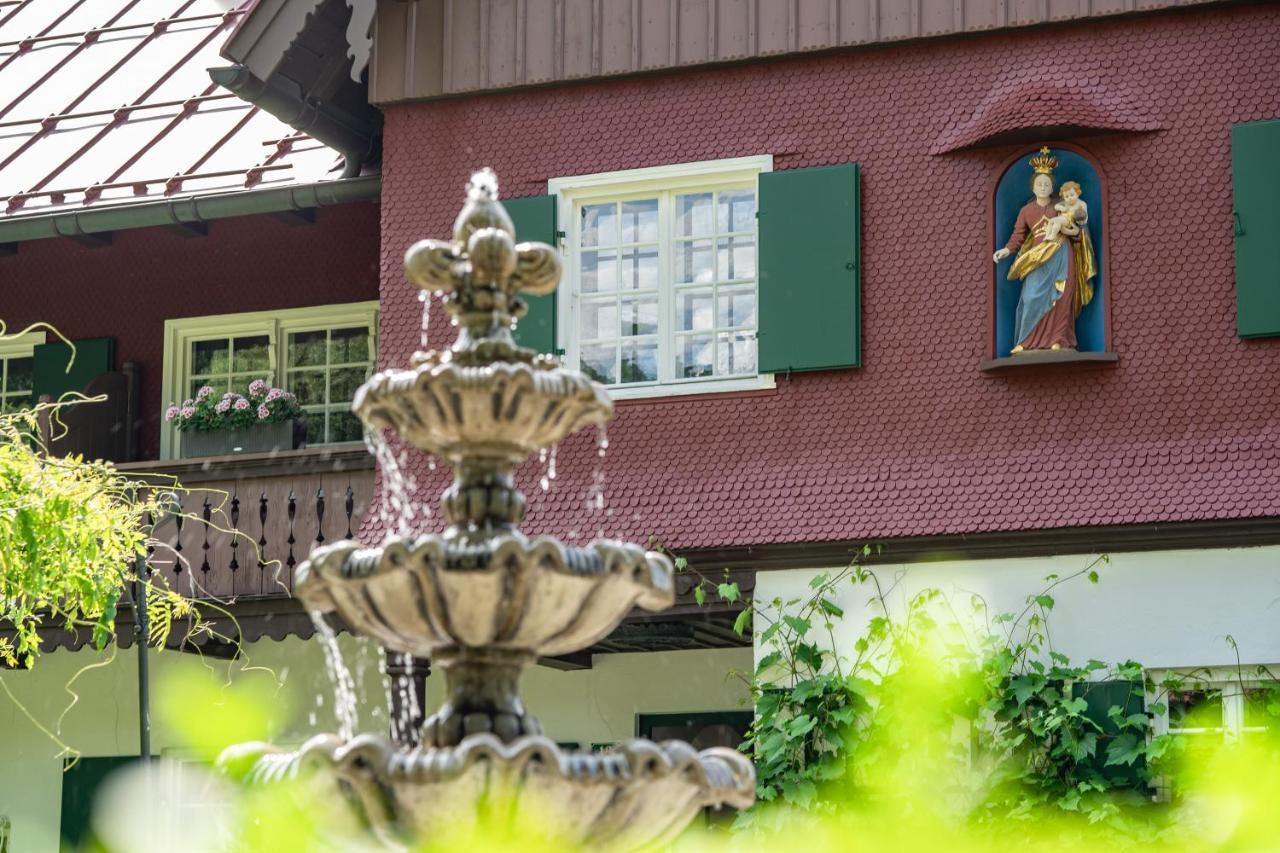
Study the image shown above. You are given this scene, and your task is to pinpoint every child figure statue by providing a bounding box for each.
[1042,180,1087,245]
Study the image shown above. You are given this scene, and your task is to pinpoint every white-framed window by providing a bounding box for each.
[0,331,43,412]
[549,157,776,400]
[1151,672,1276,745]
[161,302,378,458]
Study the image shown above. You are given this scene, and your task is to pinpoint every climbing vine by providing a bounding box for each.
[0,396,193,668]
[673,550,1280,836]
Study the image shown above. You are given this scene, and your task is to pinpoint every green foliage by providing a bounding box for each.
[680,552,1280,839]
[0,402,191,667]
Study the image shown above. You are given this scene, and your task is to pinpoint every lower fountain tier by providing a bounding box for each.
[356,351,613,463]
[222,733,755,849]
[296,533,674,658]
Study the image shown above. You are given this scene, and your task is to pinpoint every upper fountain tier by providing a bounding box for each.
[357,168,611,467]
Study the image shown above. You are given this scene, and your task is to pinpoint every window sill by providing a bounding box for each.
[118,444,373,483]
[981,351,1118,373]
[601,374,776,402]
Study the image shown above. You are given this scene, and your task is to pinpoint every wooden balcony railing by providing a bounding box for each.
[117,447,374,601]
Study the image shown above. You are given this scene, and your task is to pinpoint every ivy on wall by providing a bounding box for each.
[674,551,1280,838]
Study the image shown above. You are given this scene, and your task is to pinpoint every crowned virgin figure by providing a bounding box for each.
[993,148,1097,354]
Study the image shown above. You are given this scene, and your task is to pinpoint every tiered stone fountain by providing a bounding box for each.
[222,170,754,848]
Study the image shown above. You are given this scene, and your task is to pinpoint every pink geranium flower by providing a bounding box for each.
[233,398,250,411]
[196,385,214,399]
[165,405,180,421]
[215,399,231,413]
[180,406,196,418]
[258,404,270,419]
[249,379,268,395]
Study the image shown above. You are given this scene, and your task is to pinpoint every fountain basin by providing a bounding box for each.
[357,352,612,463]
[296,534,674,658]
[222,733,755,849]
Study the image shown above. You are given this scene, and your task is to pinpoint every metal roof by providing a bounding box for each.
[0,0,345,223]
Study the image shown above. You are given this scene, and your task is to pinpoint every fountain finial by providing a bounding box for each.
[403,169,560,363]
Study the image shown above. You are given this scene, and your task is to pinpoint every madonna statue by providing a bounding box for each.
[992,148,1097,354]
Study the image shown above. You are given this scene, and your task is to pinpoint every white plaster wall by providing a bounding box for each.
[0,638,749,852]
[753,546,1280,671]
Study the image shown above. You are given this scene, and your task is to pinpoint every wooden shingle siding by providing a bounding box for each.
[369,0,1221,103]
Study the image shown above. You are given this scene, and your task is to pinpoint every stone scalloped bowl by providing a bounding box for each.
[222,733,756,849]
[355,354,613,462]
[295,534,674,657]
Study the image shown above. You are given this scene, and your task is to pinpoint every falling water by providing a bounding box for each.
[418,291,430,349]
[588,425,608,512]
[311,611,359,740]
[365,429,422,537]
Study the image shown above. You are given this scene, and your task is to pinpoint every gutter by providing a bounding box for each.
[0,175,380,245]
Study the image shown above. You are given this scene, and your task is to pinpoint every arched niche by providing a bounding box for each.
[992,145,1108,359]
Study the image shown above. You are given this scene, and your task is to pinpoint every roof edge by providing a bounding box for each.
[0,175,380,246]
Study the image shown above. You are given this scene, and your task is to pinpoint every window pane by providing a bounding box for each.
[192,339,229,376]
[1169,689,1223,730]
[1242,689,1272,728]
[717,288,756,329]
[676,335,714,378]
[6,357,32,392]
[620,297,658,337]
[718,189,756,233]
[620,340,657,383]
[330,410,364,443]
[581,344,617,385]
[580,203,617,247]
[289,330,327,367]
[580,301,618,341]
[289,370,326,406]
[330,327,370,365]
[233,336,270,372]
[717,332,757,376]
[674,240,713,284]
[580,250,618,293]
[676,193,713,237]
[302,411,325,446]
[620,199,658,243]
[676,290,714,332]
[620,247,658,290]
[717,236,756,281]
[331,367,367,403]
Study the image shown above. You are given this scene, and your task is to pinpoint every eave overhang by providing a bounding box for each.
[215,0,381,175]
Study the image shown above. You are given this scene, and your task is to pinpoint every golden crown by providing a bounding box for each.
[1029,146,1058,175]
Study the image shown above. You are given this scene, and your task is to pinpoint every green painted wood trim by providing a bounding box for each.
[1232,120,1280,338]
[0,176,381,246]
[758,164,861,373]
[504,194,559,354]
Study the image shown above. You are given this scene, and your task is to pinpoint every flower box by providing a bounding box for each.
[168,379,306,458]
[179,419,299,458]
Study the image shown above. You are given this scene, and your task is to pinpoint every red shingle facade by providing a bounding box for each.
[373,5,1280,551]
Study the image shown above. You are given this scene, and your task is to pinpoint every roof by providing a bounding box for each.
[0,0,345,224]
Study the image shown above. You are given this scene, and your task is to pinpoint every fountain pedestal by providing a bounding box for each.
[220,170,754,848]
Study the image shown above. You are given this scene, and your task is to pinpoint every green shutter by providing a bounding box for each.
[33,337,115,402]
[504,194,559,354]
[1233,120,1280,338]
[1072,680,1146,787]
[758,164,860,372]
[59,755,133,847]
